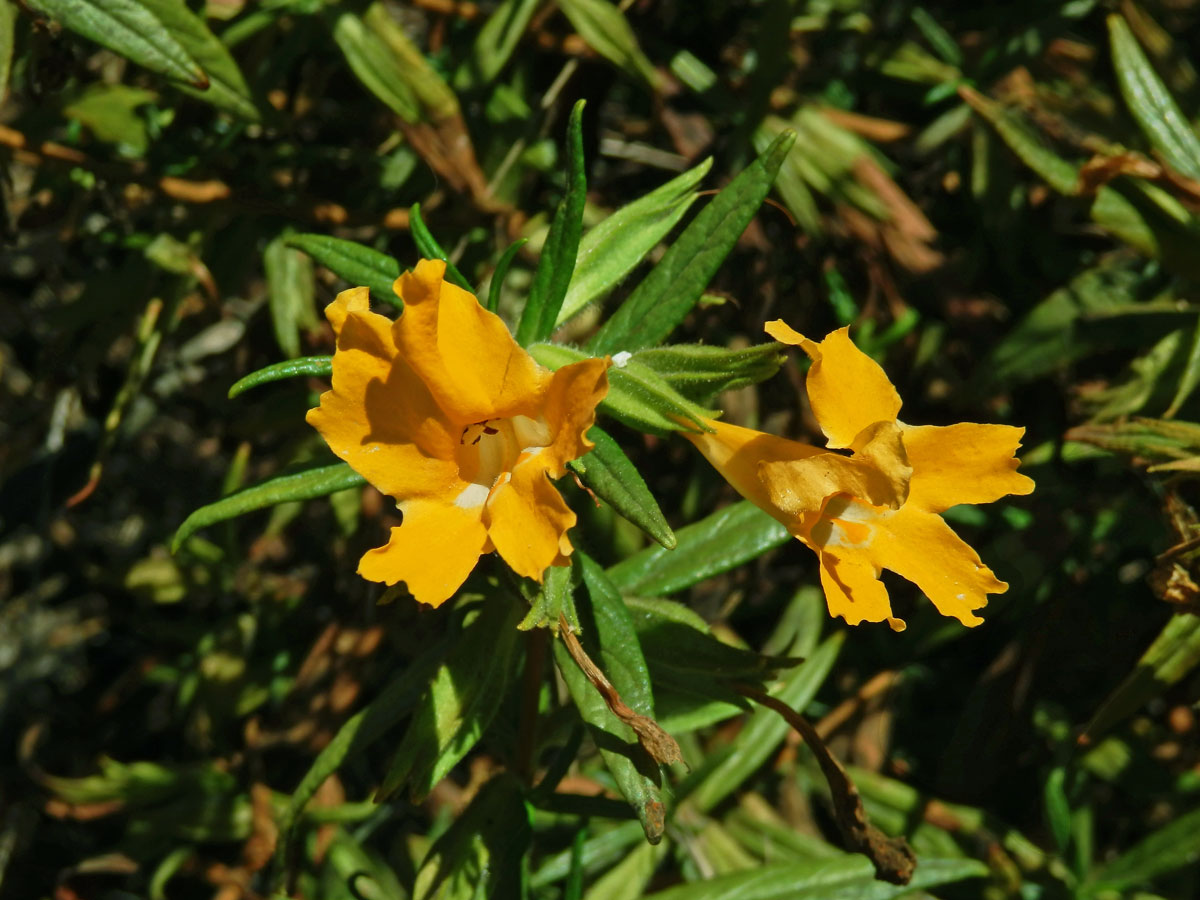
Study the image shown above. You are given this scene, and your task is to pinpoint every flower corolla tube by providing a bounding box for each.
[684,322,1034,631]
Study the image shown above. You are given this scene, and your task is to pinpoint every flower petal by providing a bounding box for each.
[393,259,547,425]
[816,546,898,628]
[683,418,829,523]
[902,423,1035,513]
[868,505,1007,626]
[357,501,489,607]
[486,464,576,582]
[538,357,610,478]
[765,323,902,449]
[307,289,462,501]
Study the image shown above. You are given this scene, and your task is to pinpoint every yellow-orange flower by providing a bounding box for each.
[684,322,1034,631]
[307,259,609,607]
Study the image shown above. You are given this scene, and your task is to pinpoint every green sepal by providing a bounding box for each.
[529,343,717,435]
[632,342,786,403]
[518,561,580,634]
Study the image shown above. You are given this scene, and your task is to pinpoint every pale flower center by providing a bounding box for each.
[454,414,553,509]
[808,494,883,550]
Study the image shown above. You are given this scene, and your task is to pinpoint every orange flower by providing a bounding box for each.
[307,259,609,607]
[684,322,1034,631]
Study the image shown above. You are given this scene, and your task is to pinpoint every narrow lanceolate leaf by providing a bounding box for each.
[331,9,420,121]
[588,131,795,355]
[632,343,786,403]
[1109,14,1200,181]
[171,462,365,552]
[641,855,986,900]
[557,158,713,326]
[556,0,660,88]
[1081,612,1200,743]
[568,426,675,549]
[0,1,16,104]
[285,234,402,307]
[682,632,842,815]
[412,775,532,900]
[378,600,524,802]
[960,85,1173,262]
[227,356,332,399]
[271,639,448,889]
[138,0,260,120]
[485,238,527,313]
[25,0,206,87]
[409,203,472,291]
[517,99,588,345]
[452,0,540,89]
[530,343,717,434]
[264,235,317,359]
[554,555,669,843]
[607,500,790,597]
[1085,805,1200,895]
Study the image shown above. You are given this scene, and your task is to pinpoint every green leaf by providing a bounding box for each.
[581,839,668,900]
[331,9,421,121]
[530,820,645,889]
[641,855,986,900]
[63,84,158,154]
[557,0,660,88]
[486,237,528,313]
[0,0,15,104]
[1085,805,1200,895]
[409,202,473,291]
[1043,766,1072,852]
[680,631,842,814]
[413,775,532,900]
[1165,315,1200,417]
[519,561,579,633]
[171,462,365,552]
[554,554,667,843]
[607,500,790,597]
[271,640,448,890]
[517,99,588,345]
[227,356,332,399]
[632,343,786,403]
[529,342,718,434]
[1082,613,1200,743]
[285,234,402,307]
[962,87,1200,271]
[568,425,675,549]
[264,235,317,359]
[452,0,539,89]
[378,599,524,801]
[138,0,260,120]
[1109,13,1200,181]
[626,595,800,734]
[558,158,713,326]
[25,0,206,87]
[588,131,795,355]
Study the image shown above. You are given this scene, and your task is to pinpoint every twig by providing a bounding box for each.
[735,684,916,886]
[558,615,681,767]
